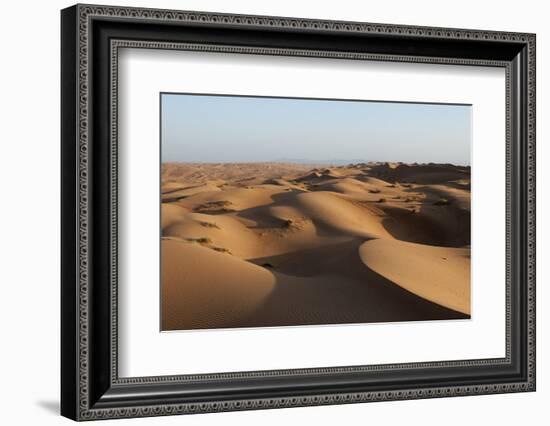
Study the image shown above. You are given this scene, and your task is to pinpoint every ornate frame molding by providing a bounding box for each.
[61,4,536,421]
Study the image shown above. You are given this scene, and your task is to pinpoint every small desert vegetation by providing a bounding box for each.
[199,221,219,229]
[195,200,236,213]
[198,200,232,208]
[165,235,232,254]
[433,197,451,206]
[368,188,381,194]
[287,179,307,189]
[282,219,295,228]
[378,198,387,203]
[211,246,232,254]
[162,194,188,203]
[184,237,212,244]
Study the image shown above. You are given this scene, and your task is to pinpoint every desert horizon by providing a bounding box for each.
[161,160,471,331]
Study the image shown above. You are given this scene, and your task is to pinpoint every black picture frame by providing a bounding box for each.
[61,4,536,421]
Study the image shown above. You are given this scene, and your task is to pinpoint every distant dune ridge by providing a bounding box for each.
[160,161,471,331]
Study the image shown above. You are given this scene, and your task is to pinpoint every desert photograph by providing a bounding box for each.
[160,94,471,331]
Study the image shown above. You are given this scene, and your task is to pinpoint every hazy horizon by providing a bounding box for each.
[161,93,471,166]
[161,159,471,166]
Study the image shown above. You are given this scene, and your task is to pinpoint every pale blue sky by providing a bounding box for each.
[161,93,471,165]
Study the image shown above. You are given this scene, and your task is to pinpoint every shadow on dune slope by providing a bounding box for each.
[242,240,467,328]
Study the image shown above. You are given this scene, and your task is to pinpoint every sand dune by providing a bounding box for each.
[359,239,470,315]
[246,240,465,327]
[293,191,393,239]
[161,161,471,330]
[162,239,275,330]
[161,183,221,202]
[366,162,470,184]
[163,211,258,258]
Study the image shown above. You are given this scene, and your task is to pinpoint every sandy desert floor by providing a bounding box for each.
[160,162,471,330]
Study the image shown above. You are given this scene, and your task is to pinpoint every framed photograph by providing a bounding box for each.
[61,4,536,421]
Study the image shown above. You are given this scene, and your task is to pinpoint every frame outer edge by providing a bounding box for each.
[76,2,90,420]
[67,4,536,421]
[61,4,80,422]
[527,34,536,390]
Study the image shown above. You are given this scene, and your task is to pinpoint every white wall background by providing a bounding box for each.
[0,0,546,424]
